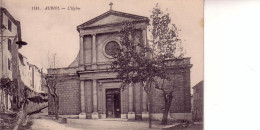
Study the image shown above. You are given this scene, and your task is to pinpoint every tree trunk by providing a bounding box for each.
[147,80,153,128]
[161,92,173,125]
[54,95,59,120]
[148,94,152,128]
[13,99,28,130]
[0,89,4,112]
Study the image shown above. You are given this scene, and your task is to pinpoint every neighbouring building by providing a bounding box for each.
[48,5,193,121]
[192,80,203,121]
[1,7,46,111]
[19,54,32,90]
[32,65,44,93]
[191,95,193,114]
[0,7,22,110]
[18,53,45,93]
[17,53,48,113]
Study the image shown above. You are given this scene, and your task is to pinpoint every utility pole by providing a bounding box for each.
[53,53,56,68]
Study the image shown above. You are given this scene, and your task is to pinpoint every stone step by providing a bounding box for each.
[98,118,128,121]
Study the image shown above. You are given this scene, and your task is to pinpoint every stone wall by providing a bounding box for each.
[48,76,80,115]
[48,69,191,118]
[192,81,203,121]
[48,58,192,121]
[151,69,191,114]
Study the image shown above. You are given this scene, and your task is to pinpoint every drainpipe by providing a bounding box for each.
[0,9,4,109]
[0,10,3,78]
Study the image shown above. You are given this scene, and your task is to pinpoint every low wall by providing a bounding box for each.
[55,113,192,121]
[151,113,192,121]
[26,101,48,114]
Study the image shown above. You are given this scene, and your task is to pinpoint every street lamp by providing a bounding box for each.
[16,40,27,48]
[1,24,28,48]
[0,35,27,48]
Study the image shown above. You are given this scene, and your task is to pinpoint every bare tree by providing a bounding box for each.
[42,53,66,119]
[46,52,61,69]
[42,73,60,119]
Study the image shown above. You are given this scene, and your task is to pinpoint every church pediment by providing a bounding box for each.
[77,10,149,30]
[88,14,135,26]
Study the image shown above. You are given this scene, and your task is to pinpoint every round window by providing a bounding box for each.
[105,41,120,56]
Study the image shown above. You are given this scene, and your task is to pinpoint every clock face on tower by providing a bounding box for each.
[105,41,120,57]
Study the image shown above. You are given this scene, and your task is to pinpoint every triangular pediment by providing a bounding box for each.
[77,10,148,29]
[89,14,135,26]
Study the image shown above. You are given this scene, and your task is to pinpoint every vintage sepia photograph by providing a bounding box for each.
[0,0,203,129]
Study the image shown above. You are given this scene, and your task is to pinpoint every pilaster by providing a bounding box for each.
[79,80,86,119]
[142,28,151,58]
[142,86,148,120]
[128,83,135,120]
[142,28,147,46]
[92,79,98,119]
[92,34,97,69]
[79,36,84,66]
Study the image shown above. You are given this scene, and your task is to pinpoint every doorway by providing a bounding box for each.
[106,88,121,118]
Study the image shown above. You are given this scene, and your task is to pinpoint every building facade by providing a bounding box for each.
[1,7,46,111]
[19,54,32,89]
[18,53,45,93]
[0,7,21,110]
[192,80,203,121]
[48,8,193,121]
[32,65,44,93]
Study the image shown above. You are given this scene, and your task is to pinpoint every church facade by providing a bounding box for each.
[48,8,192,120]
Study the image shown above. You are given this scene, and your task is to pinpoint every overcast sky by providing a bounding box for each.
[1,0,203,87]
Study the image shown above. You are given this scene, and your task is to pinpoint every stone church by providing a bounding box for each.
[48,5,192,120]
